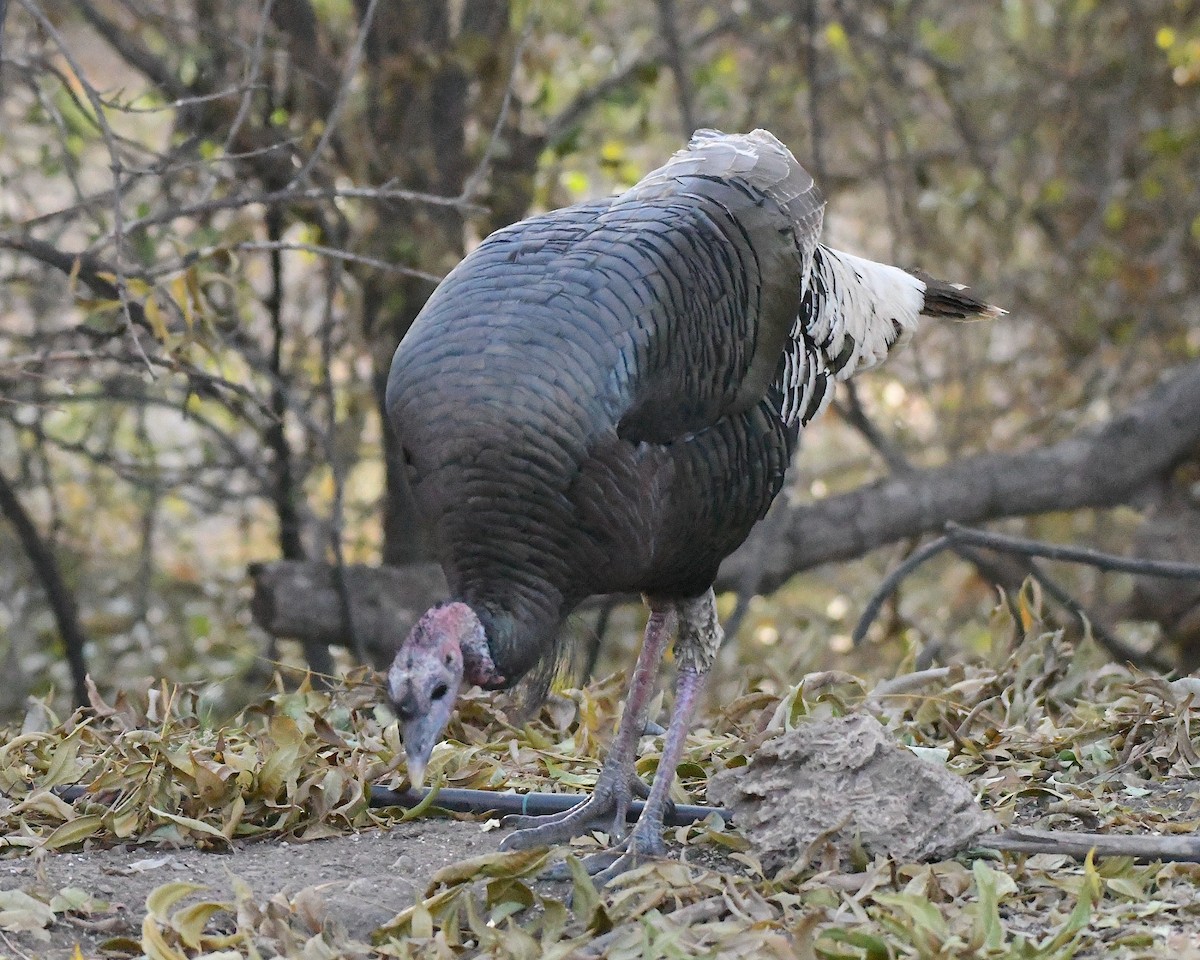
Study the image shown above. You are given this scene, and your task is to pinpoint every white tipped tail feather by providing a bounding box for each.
[778,245,1002,428]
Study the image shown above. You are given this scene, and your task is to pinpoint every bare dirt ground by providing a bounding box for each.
[1,818,500,959]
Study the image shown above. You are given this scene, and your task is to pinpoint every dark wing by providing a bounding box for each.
[607,129,826,444]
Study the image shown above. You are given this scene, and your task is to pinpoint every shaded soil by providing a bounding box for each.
[1,818,500,959]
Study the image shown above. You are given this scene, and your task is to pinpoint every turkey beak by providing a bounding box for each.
[389,665,462,788]
[401,710,445,788]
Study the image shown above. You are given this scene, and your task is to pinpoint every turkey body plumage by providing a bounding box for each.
[389,131,831,677]
[385,129,997,878]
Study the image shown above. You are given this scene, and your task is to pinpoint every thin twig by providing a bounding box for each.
[544,13,739,149]
[287,0,380,189]
[459,21,533,205]
[184,0,278,218]
[318,244,366,667]
[0,0,10,87]
[1023,557,1171,672]
[943,523,1200,580]
[17,0,149,370]
[0,465,90,706]
[801,0,825,182]
[84,183,482,245]
[72,0,186,98]
[834,383,911,474]
[853,523,1200,647]
[866,667,953,702]
[854,534,958,646]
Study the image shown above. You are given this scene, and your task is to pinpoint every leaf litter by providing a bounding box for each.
[2,589,1200,957]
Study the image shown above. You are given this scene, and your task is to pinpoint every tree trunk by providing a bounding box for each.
[0,466,90,705]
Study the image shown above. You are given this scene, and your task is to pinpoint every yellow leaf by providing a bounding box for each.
[144,296,171,343]
[148,807,229,844]
[0,889,56,932]
[825,21,850,54]
[222,793,246,839]
[10,790,76,821]
[109,803,142,839]
[171,275,193,331]
[411,902,433,940]
[141,914,187,960]
[193,762,229,807]
[427,848,551,892]
[43,735,82,788]
[145,882,209,921]
[375,888,461,940]
[172,901,230,949]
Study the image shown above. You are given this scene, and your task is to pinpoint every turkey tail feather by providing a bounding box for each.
[910,269,1006,320]
[774,246,1002,430]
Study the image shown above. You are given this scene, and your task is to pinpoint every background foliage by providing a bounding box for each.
[1,0,1199,718]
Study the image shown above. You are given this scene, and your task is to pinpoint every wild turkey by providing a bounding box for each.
[385,129,998,879]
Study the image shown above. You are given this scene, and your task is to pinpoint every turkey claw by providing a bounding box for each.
[543,850,623,880]
[591,827,670,885]
[499,788,630,851]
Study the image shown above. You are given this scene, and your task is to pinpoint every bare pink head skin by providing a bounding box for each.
[387,602,504,786]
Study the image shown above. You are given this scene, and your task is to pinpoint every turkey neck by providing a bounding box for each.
[454,580,568,687]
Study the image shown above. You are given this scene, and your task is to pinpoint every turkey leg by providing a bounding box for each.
[499,601,677,850]
[587,588,720,882]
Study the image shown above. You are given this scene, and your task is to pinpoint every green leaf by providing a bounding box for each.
[972,860,1010,950]
[0,890,56,933]
[41,814,103,850]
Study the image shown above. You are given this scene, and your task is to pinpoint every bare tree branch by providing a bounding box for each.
[460,21,533,205]
[545,13,739,148]
[71,0,188,100]
[852,523,1200,651]
[287,0,380,189]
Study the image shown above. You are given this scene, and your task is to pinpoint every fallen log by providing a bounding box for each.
[249,360,1200,653]
[248,560,448,663]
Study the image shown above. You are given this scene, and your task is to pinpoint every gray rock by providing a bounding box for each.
[708,713,997,873]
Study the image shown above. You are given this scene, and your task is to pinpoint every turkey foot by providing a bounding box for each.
[585,660,710,882]
[499,764,639,850]
[499,604,676,852]
[542,821,669,881]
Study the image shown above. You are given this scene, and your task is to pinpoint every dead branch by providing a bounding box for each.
[545,13,739,148]
[832,382,1137,663]
[720,359,1200,596]
[248,560,449,663]
[980,827,1200,863]
[654,0,697,135]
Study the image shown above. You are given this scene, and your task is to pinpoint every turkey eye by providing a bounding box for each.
[444,653,453,666]
[431,683,448,701]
